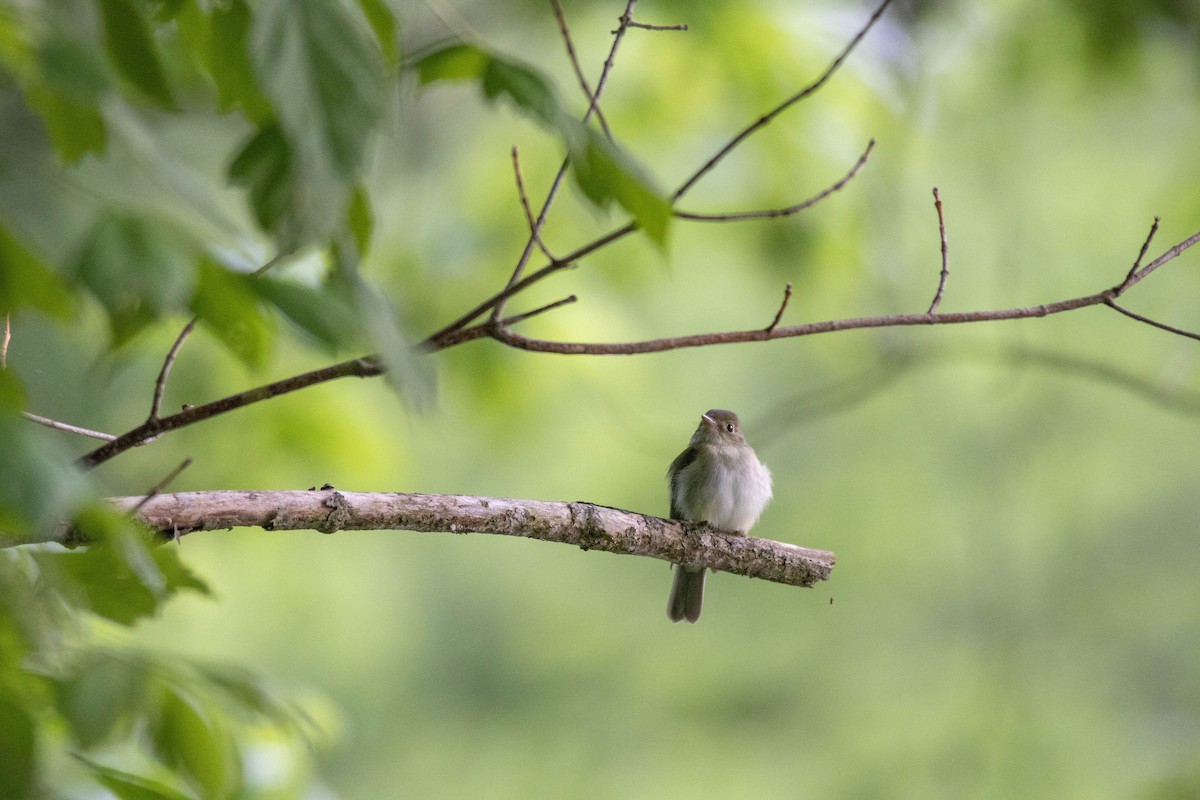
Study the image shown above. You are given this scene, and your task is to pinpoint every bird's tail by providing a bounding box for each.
[667,566,706,623]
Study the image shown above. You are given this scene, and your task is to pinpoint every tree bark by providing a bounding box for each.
[81,490,835,589]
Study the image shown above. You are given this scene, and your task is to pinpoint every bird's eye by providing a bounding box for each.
[726,423,735,433]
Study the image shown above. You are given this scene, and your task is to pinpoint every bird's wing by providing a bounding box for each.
[667,446,699,520]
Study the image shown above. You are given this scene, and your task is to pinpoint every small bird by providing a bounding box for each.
[666,409,773,623]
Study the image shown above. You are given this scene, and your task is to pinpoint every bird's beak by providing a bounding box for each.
[700,413,716,428]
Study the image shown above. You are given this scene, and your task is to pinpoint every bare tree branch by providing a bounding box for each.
[51,490,835,589]
[485,227,1200,354]
[80,357,384,468]
[78,226,1200,468]
[927,187,949,314]
[671,0,895,201]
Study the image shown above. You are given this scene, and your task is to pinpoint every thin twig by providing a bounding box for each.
[498,295,578,328]
[597,0,638,119]
[149,254,282,422]
[423,296,578,348]
[150,318,196,421]
[550,0,613,140]
[1106,300,1200,342]
[511,147,556,261]
[766,283,793,333]
[22,412,118,441]
[1121,216,1161,288]
[927,187,949,314]
[128,457,193,515]
[672,0,894,201]
[625,20,687,32]
[675,140,874,222]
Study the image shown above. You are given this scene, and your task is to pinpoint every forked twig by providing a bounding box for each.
[149,254,283,422]
[676,140,874,222]
[490,0,639,323]
[550,0,613,140]
[672,0,895,201]
[1120,216,1161,288]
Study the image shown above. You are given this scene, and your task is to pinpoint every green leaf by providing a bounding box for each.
[482,56,561,127]
[355,0,399,68]
[413,43,489,84]
[97,0,175,109]
[26,31,110,162]
[228,124,294,239]
[0,414,93,540]
[415,44,563,127]
[194,663,302,726]
[347,184,374,257]
[0,222,72,317]
[251,277,358,353]
[190,260,273,370]
[152,686,240,799]
[24,81,107,162]
[564,121,672,247]
[56,651,150,748]
[73,214,196,345]
[0,370,25,412]
[347,276,435,408]
[32,504,207,626]
[77,756,197,800]
[206,0,271,119]
[0,692,35,800]
[252,0,385,178]
[152,545,210,597]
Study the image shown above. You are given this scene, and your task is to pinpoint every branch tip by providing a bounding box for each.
[766,282,794,333]
[927,186,950,314]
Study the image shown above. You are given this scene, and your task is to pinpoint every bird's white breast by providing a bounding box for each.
[681,443,773,533]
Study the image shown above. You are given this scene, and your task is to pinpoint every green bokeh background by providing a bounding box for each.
[15,0,1200,797]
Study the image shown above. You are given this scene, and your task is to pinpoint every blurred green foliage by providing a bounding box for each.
[2,0,1200,798]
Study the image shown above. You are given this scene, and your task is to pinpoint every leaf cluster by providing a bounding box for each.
[0,1,682,795]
